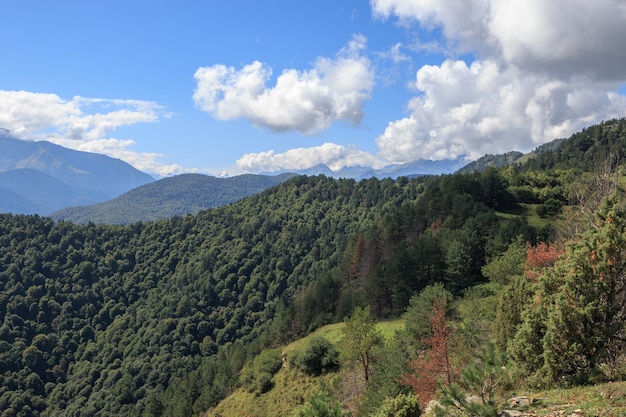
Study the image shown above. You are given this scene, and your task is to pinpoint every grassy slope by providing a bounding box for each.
[505,381,626,416]
[206,320,405,417]
[496,203,553,231]
[205,302,626,417]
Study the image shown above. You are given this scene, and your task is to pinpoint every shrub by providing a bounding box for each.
[373,393,421,417]
[290,335,339,376]
[297,391,345,417]
[240,348,282,395]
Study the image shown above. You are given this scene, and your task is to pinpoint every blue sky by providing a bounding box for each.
[1,1,626,177]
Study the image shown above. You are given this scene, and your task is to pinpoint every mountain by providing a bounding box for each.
[373,158,466,178]
[0,168,106,214]
[50,156,468,224]
[0,130,154,214]
[455,138,570,174]
[266,157,466,180]
[51,172,297,224]
[455,151,525,173]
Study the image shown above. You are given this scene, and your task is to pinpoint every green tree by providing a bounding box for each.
[481,236,526,286]
[240,348,282,395]
[340,306,384,386]
[493,275,533,353]
[114,374,136,405]
[510,194,626,384]
[443,224,485,293]
[542,194,626,382]
[402,283,453,349]
[436,344,507,417]
[476,166,515,211]
[358,335,411,416]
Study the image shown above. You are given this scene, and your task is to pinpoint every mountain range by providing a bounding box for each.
[0,130,154,214]
[51,172,296,224]
[0,129,468,220]
[267,157,465,179]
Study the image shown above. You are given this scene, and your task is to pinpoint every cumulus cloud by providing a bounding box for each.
[371,0,626,163]
[193,34,374,134]
[376,60,626,163]
[236,143,383,173]
[371,0,493,56]
[0,90,180,175]
[487,0,626,79]
[371,0,626,78]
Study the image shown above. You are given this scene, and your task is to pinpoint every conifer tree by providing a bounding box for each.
[541,194,626,382]
[435,344,506,417]
[510,194,626,384]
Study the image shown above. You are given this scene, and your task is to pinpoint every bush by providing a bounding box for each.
[297,391,345,417]
[240,348,282,395]
[290,336,339,376]
[373,393,421,417]
[536,198,562,217]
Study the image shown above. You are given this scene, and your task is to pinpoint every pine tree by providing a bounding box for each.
[436,344,506,417]
[510,194,626,384]
[541,194,626,382]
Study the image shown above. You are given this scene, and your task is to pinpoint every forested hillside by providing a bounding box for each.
[50,173,296,224]
[3,119,626,417]
[0,175,429,416]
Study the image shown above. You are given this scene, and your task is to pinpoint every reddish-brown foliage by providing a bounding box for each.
[525,242,564,280]
[401,299,453,407]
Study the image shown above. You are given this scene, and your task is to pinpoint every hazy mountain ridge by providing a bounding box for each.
[270,157,467,179]
[0,168,106,214]
[0,131,154,214]
[0,130,467,219]
[51,172,297,224]
[49,159,467,224]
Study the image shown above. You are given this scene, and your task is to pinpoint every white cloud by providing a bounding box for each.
[388,43,410,64]
[0,90,180,176]
[193,35,374,134]
[236,143,383,173]
[371,0,626,77]
[376,59,626,163]
[371,0,492,53]
[487,0,626,79]
[370,0,626,163]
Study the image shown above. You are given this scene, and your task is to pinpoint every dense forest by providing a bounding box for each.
[2,119,626,416]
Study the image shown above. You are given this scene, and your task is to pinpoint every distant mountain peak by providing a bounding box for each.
[0,133,154,215]
[262,157,466,180]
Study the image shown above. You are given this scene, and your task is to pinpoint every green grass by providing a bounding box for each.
[209,366,339,417]
[206,317,626,417]
[208,319,405,417]
[507,381,626,416]
[496,203,555,230]
[283,319,405,355]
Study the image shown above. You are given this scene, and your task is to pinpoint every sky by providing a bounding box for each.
[1,0,626,177]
